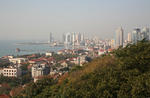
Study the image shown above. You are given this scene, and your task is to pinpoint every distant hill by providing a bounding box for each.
[16,40,150,98]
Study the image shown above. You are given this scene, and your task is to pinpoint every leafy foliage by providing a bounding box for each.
[0,75,21,94]
[17,40,150,98]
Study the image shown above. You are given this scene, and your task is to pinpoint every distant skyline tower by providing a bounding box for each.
[116,27,124,47]
[65,33,72,45]
[127,32,132,42]
[72,32,75,45]
[49,32,53,43]
[63,32,85,45]
[141,27,149,40]
[132,28,141,43]
[62,33,65,43]
[81,33,84,42]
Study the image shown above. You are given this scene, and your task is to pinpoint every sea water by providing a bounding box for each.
[0,40,64,57]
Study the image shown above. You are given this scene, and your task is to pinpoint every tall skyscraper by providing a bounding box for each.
[65,33,72,45]
[141,27,149,40]
[49,32,53,43]
[72,32,76,46]
[132,28,141,43]
[127,32,132,42]
[62,33,65,43]
[116,27,124,47]
[81,33,84,42]
[63,32,85,45]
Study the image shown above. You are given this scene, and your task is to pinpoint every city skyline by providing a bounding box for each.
[0,0,150,40]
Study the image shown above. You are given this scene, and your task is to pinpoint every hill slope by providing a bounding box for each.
[17,40,150,98]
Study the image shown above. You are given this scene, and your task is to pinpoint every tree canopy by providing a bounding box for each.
[16,40,150,98]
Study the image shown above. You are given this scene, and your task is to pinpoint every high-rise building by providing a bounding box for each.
[75,33,80,45]
[116,27,124,47]
[81,33,84,42]
[63,32,85,45]
[65,33,72,45]
[132,28,141,43]
[127,32,132,43]
[49,32,53,43]
[72,32,76,45]
[141,27,149,40]
[62,33,65,43]
[131,27,149,44]
[80,33,85,46]
[78,33,81,42]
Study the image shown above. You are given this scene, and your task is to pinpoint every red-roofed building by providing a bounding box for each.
[107,49,114,52]
[0,94,10,98]
[98,49,105,56]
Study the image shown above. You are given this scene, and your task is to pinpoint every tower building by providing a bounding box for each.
[116,27,124,47]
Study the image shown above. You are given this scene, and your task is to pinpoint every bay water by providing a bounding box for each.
[0,40,64,57]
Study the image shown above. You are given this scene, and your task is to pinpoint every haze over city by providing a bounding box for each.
[1,1,150,97]
[0,0,150,40]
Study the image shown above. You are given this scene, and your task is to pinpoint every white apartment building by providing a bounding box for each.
[31,64,50,78]
[2,67,21,77]
[31,63,50,82]
[9,58,27,64]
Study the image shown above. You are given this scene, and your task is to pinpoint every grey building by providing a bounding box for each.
[141,27,149,40]
[116,27,124,47]
[31,63,50,78]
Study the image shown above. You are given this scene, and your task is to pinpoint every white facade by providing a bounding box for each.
[31,64,50,78]
[64,32,85,46]
[127,33,132,42]
[98,50,105,56]
[9,58,27,64]
[2,67,21,77]
[132,28,141,43]
[109,39,115,49]
[46,52,53,56]
[77,55,87,66]
[141,27,149,40]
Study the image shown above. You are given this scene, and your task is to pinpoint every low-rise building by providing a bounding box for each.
[60,60,68,67]
[70,55,87,66]
[31,63,50,82]
[9,58,27,64]
[2,67,21,77]
[77,55,87,66]
[45,52,53,56]
[57,50,64,55]
[98,49,105,56]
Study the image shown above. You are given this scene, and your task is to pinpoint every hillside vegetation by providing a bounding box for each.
[16,40,150,98]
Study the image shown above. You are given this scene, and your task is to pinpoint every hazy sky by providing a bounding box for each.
[0,0,150,41]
